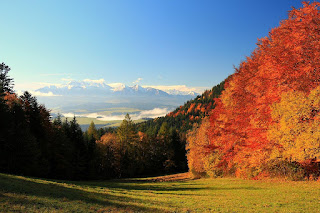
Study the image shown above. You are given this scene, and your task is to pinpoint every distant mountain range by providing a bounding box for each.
[37,81,198,97]
[34,80,200,119]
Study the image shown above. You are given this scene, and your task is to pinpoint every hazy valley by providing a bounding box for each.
[33,79,200,129]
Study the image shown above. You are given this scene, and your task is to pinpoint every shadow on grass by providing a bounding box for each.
[0,173,163,212]
[0,173,262,212]
[76,178,262,192]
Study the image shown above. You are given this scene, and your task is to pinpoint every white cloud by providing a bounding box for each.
[133,77,143,84]
[62,113,76,117]
[137,108,169,119]
[62,107,171,121]
[62,112,127,121]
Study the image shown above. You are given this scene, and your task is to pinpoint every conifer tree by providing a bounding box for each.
[0,62,13,94]
[117,113,136,144]
[87,121,98,140]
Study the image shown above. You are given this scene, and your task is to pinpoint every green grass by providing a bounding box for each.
[66,117,116,125]
[1,173,320,212]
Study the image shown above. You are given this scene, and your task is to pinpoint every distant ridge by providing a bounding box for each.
[34,81,200,114]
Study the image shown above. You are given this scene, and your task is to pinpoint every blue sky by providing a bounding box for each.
[0,0,304,92]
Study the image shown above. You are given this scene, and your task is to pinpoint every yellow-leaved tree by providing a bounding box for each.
[268,86,320,163]
[186,118,221,178]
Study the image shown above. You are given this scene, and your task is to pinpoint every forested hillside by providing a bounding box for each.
[86,79,227,179]
[136,80,226,134]
[187,2,320,180]
[0,63,193,179]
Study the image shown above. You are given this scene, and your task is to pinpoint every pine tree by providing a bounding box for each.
[116,114,138,177]
[87,121,98,140]
[0,62,13,94]
[117,114,136,144]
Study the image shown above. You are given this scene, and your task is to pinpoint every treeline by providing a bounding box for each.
[0,65,96,179]
[0,64,186,179]
[187,2,320,180]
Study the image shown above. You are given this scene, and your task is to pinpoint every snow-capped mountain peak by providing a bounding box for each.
[131,84,146,92]
[165,89,199,96]
[36,80,199,98]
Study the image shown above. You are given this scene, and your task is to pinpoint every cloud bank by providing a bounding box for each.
[62,107,171,121]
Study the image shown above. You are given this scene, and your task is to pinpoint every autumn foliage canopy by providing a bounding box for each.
[187,2,320,179]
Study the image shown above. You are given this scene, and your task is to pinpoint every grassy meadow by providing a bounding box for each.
[61,107,144,127]
[1,173,320,212]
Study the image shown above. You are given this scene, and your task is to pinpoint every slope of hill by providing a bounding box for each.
[137,79,227,134]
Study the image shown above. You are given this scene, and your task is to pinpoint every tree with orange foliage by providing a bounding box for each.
[203,2,320,178]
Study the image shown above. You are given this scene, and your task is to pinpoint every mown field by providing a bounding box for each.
[1,172,320,212]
